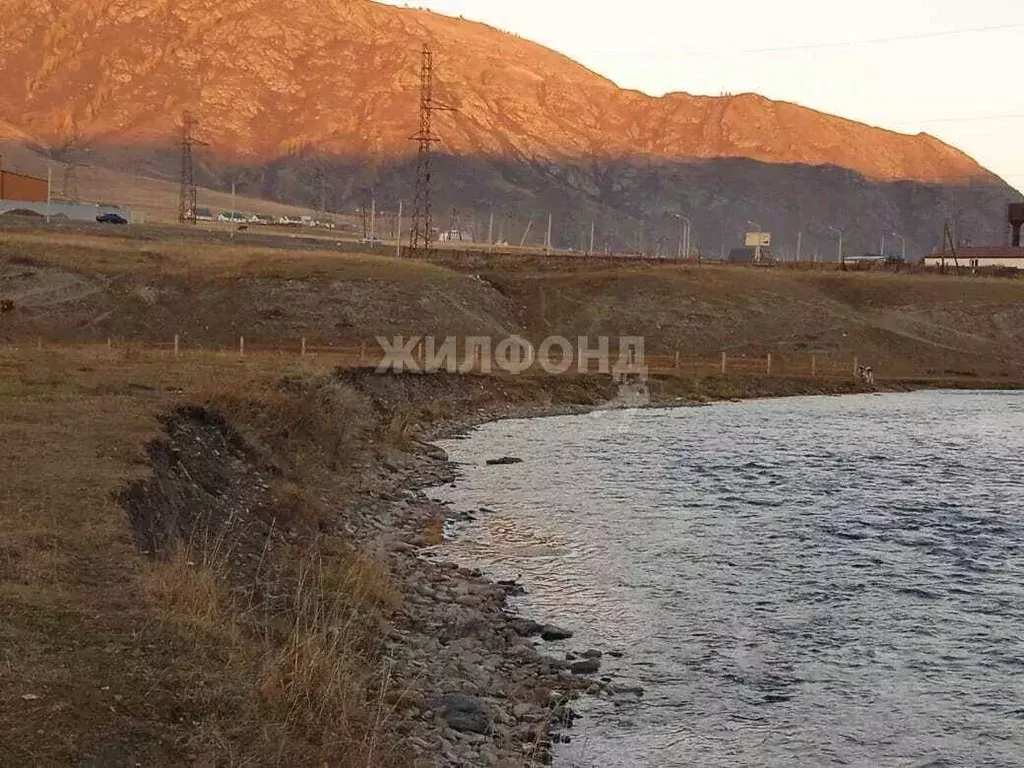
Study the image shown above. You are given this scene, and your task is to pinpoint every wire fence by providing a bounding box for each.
[1,336,924,383]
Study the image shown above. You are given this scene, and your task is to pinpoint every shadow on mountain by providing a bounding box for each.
[16,141,1019,258]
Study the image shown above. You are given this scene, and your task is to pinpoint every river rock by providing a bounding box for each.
[540,624,574,641]
[439,693,491,734]
[497,578,526,595]
[509,617,544,637]
[416,442,449,461]
[486,456,523,465]
[569,658,601,675]
[512,702,536,718]
[580,649,602,659]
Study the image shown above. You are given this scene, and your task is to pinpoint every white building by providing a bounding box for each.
[922,247,1024,270]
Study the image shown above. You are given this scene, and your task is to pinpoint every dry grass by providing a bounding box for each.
[0,227,451,279]
[140,535,403,766]
[0,344,408,766]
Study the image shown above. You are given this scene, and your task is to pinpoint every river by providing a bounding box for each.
[429,391,1024,767]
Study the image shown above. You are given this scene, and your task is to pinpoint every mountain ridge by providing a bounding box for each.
[0,0,1003,185]
[0,0,1016,255]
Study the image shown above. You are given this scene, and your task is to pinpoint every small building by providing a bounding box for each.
[922,246,1024,270]
[0,169,48,203]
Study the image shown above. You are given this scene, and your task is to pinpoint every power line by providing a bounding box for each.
[889,113,1024,125]
[611,22,1024,58]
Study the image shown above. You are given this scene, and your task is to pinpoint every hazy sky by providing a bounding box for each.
[382,0,1024,189]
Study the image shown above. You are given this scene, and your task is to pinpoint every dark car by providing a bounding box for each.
[96,212,128,225]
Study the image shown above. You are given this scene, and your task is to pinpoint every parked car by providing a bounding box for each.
[96,212,128,225]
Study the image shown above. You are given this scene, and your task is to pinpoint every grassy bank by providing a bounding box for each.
[0,348,404,764]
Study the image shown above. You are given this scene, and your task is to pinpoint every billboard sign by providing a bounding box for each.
[745,232,771,247]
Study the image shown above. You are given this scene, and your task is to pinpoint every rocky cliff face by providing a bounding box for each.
[0,0,1015,255]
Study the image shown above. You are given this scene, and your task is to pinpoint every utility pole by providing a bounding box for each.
[396,200,403,257]
[520,219,533,248]
[672,213,690,260]
[318,164,328,214]
[829,225,844,269]
[178,111,207,224]
[409,44,452,255]
[679,215,692,260]
[545,212,552,255]
[589,221,595,256]
[942,221,961,275]
[796,230,802,262]
[229,179,236,238]
[891,231,906,261]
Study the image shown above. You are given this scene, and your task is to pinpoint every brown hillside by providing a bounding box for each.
[0,0,998,185]
[4,226,1024,382]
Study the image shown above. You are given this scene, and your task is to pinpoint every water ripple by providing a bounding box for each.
[431,391,1024,767]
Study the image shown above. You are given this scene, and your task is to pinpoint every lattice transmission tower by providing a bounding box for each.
[178,111,208,224]
[409,44,452,255]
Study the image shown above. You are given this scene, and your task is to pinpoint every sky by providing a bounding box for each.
[381,0,1024,189]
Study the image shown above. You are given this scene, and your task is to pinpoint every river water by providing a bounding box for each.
[429,391,1024,767]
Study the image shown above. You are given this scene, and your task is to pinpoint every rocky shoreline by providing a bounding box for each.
[368,433,616,767]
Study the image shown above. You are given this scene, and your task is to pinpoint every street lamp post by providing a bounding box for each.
[229,179,236,239]
[672,213,691,260]
[891,232,906,261]
[828,226,844,269]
